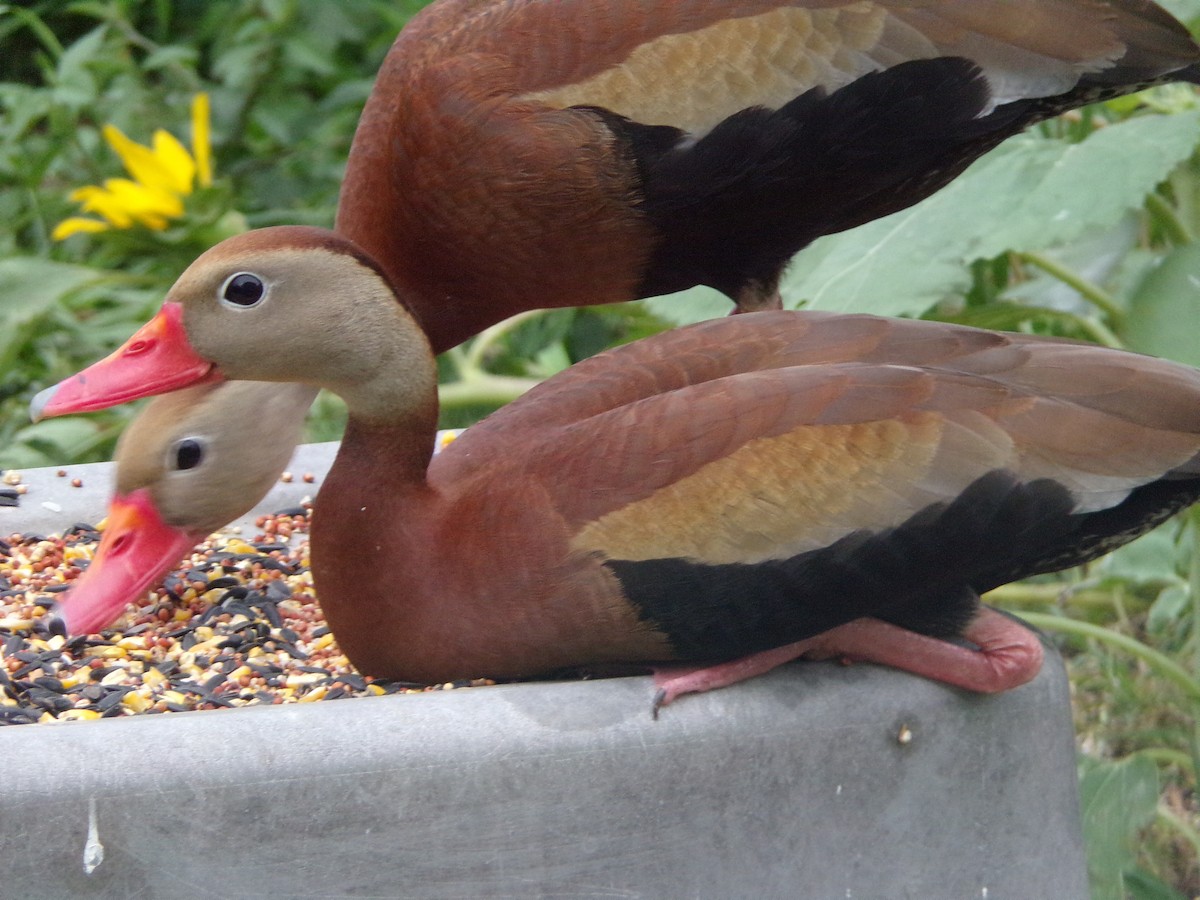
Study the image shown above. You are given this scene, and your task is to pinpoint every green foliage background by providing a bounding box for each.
[3,1,1200,894]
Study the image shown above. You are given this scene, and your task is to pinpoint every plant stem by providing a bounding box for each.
[437,374,539,410]
[10,8,64,61]
[1069,314,1124,349]
[1018,611,1200,701]
[1015,251,1126,328]
[1190,509,1200,784]
[1145,190,1194,246]
[1190,509,1200,699]
[983,583,1122,610]
[1136,747,1195,776]
[462,309,548,374]
[1156,803,1200,862]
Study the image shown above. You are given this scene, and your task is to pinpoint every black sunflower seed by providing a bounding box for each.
[32,677,66,694]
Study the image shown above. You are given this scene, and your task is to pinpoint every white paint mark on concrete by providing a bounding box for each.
[83,797,104,875]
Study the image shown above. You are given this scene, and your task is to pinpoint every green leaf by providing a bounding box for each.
[1146,584,1191,635]
[1122,868,1188,900]
[1096,524,1184,584]
[51,24,106,108]
[0,416,109,469]
[643,285,732,328]
[1078,755,1161,900]
[1125,243,1200,366]
[0,257,104,374]
[283,35,339,78]
[140,45,199,71]
[778,111,1200,318]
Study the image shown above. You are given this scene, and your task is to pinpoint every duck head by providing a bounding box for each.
[32,226,432,423]
[46,380,315,634]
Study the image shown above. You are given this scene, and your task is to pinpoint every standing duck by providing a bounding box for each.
[34,0,1200,556]
[340,0,1200,342]
[34,229,1200,705]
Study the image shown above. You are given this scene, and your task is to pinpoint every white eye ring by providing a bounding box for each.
[218,271,270,309]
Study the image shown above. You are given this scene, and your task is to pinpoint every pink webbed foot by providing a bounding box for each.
[650,607,1044,716]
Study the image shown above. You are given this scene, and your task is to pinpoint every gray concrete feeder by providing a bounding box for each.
[0,445,1088,898]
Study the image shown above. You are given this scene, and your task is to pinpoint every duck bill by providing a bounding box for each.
[48,489,202,636]
[30,303,220,421]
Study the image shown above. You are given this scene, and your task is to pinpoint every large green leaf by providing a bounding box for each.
[1125,242,1200,366]
[789,111,1200,317]
[1078,755,1162,900]
[1095,523,1184,585]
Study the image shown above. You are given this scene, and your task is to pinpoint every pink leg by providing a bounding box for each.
[652,608,1043,716]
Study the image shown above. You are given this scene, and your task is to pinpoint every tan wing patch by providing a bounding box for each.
[520,6,894,135]
[573,413,946,565]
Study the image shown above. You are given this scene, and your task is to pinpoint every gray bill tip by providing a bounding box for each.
[28,382,60,423]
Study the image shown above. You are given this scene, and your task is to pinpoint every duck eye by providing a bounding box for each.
[220,272,267,308]
[171,438,206,471]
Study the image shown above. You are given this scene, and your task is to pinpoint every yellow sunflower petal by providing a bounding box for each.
[52,217,111,240]
[67,184,100,203]
[191,93,212,187]
[104,178,183,230]
[101,124,181,197]
[70,183,135,228]
[151,129,196,195]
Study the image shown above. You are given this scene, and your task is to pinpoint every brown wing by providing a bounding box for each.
[435,312,1200,565]
[399,1,1198,121]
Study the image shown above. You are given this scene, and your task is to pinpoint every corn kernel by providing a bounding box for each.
[122,691,151,713]
[57,709,102,722]
[285,672,322,688]
[310,632,335,652]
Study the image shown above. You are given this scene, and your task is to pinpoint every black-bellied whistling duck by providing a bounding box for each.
[33,228,1200,706]
[339,0,1200,339]
[51,381,317,634]
[33,1,1200,565]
